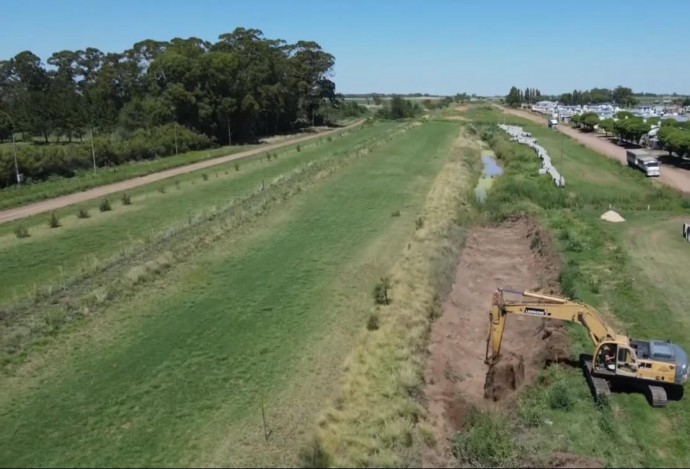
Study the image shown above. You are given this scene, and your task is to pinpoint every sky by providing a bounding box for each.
[1,0,688,96]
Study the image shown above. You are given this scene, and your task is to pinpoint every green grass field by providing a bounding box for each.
[455,106,690,467]
[0,124,391,306]
[0,120,461,467]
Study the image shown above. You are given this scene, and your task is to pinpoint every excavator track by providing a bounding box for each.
[647,385,668,408]
[582,358,611,402]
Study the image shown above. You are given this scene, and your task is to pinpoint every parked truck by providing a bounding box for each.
[627,150,660,177]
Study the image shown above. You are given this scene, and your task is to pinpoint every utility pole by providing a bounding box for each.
[11,130,19,184]
[90,125,97,174]
[174,122,178,155]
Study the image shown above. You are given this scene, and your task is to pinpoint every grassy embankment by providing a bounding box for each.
[0,120,461,467]
[0,123,386,308]
[449,107,690,467]
[299,126,482,467]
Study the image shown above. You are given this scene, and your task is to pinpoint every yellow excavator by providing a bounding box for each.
[485,288,688,407]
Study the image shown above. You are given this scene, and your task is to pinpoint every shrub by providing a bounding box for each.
[99,198,112,212]
[77,206,90,218]
[391,210,401,217]
[121,192,132,205]
[202,173,209,181]
[47,211,61,228]
[235,163,240,171]
[452,409,515,467]
[158,186,166,193]
[175,179,181,189]
[374,276,391,305]
[266,153,271,162]
[296,144,301,152]
[548,379,575,411]
[367,313,380,330]
[415,216,424,230]
[14,225,30,238]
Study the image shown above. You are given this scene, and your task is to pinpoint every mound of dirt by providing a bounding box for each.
[484,352,525,401]
[551,452,604,468]
[421,216,569,466]
[600,210,625,222]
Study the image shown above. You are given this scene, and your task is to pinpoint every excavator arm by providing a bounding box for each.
[484,288,618,364]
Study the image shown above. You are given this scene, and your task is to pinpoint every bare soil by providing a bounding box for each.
[0,121,364,225]
[504,108,690,195]
[550,451,604,468]
[420,216,568,467]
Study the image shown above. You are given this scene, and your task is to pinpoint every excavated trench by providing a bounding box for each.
[420,216,579,467]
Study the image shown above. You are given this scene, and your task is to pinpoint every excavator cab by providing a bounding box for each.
[594,342,638,376]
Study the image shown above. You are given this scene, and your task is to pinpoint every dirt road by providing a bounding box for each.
[503,108,690,195]
[0,120,364,225]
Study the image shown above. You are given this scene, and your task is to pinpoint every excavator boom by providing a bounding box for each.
[485,288,618,364]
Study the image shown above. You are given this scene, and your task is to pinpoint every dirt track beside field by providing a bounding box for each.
[0,120,364,225]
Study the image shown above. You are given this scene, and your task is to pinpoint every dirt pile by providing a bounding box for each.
[421,216,568,467]
[600,210,625,223]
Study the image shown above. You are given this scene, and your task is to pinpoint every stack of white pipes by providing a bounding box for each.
[498,124,565,188]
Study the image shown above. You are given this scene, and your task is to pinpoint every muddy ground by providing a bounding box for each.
[420,216,583,467]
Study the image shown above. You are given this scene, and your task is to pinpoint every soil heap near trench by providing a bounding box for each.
[421,217,570,467]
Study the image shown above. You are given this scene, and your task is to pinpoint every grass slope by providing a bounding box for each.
[0,124,394,305]
[0,120,459,467]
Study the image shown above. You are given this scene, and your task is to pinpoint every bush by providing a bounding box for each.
[452,409,515,467]
[548,379,575,411]
[121,192,132,205]
[391,210,401,217]
[235,163,240,171]
[296,144,301,152]
[158,186,166,193]
[415,216,424,230]
[77,206,90,218]
[373,276,391,305]
[47,211,61,228]
[14,225,30,238]
[99,198,112,212]
[367,313,380,330]
[202,173,209,181]
[266,153,271,162]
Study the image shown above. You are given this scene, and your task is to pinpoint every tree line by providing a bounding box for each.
[572,110,690,158]
[504,85,643,108]
[0,28,354,187]
[505,86,543,107]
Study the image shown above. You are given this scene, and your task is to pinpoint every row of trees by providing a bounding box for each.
[505,86,543,107]
[505,85,642,108]
[558,87,637,107]
[0,28,339,147]
[375,96,423,120]
[572,110,690,156]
